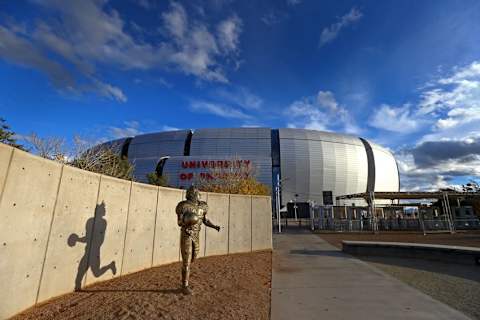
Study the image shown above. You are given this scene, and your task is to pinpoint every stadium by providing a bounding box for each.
[103,128,400,207]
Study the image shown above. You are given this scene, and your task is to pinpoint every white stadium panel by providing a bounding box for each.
[369,142,400,192]
[190,128,271,157]
[97,128,400,208]
[279,128,370,206]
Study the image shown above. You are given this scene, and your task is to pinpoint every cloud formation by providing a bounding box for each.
[319,7,363,47]
[109,121,142,139]
[369,104,421,133]
[0,0,243,101]
[286,90,360,134]
[214,86,263,110]
[190,101,251,119]
[375,61,480,190]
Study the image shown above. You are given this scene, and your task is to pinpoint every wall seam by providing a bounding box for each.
[150,186,160,267]
[83,174,102,287]
[250,196,253,252]
[227,194,231,254]
[35,163,64,304]
[0,146,14,205]
[203,193,208,257]
[120,180,134,276]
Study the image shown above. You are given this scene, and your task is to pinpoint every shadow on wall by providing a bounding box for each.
[67,201,117,291]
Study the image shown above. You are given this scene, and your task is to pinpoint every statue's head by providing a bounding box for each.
[186,185,200,201]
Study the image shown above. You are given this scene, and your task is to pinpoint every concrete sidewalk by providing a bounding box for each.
[271,230,471,320]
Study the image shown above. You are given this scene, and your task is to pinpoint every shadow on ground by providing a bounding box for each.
[356,254,480,283]
[289,249,346,257]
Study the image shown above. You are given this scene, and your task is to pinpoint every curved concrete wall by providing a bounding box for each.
[0,143,272,319]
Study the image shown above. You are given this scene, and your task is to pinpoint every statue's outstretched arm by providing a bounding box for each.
[203,217,220,232]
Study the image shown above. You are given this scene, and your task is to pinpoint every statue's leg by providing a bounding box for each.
[191,231,200,263]
[180,231,192,292]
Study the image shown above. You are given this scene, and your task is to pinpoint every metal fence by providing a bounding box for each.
[273,205,480,233]
[311,217,480,232]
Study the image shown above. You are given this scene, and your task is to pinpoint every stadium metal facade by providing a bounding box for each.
[105,128,400,206]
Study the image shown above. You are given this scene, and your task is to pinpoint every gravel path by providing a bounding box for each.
[316,232,480,320]
[361,256,480,320]
[13,251,272,320]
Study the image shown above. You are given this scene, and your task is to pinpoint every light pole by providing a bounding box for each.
[275,174,289,233]
[294,193,299,221]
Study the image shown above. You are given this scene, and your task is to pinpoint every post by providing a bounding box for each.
[310,201,315,231]
[369,191,378,234]
[294,193,298,221]
[419,208,426,236]
[276,174,281,233]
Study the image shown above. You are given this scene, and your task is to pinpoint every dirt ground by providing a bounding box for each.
[13,251,272,320]
[316,230,480,249]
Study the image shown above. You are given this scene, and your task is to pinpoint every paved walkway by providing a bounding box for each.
[271,229,471,320]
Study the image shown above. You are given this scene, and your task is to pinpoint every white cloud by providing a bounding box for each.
[369,104,421,133]
[108,121,180,138]
[396,145,480,191]
[137,0,153,9]
[0,0,244,100]
[0,25,75,88]
[414,60,480,141]
[371,61,480,190]
[319,7,363,46]
[286,90,360,134]
[317,90,338,111]
[214,86,263,110]
[261,12,285,26]
[190,101,251,119]
[109,121,142,138]
[162,2,188,41]
[94,79,127,103]
[217,15,242,54]
[161,125,180,131]
[287,0,301,6]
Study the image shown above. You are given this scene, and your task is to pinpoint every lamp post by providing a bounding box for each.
[294,193,299,221]
[275,174,289,233]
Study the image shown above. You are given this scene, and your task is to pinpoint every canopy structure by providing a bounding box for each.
[336,191,480,201]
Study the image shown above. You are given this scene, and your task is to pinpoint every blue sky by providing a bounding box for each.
[1,0,480,190]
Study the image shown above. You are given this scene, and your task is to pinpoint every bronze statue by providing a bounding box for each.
[176,186,220,295]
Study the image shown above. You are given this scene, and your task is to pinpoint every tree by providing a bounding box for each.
[146,172,169,187]
[27,133,67,162]
[0,118,25,150]
[70,137,134,180]
[27,133,134,180]
[195,156,270,196]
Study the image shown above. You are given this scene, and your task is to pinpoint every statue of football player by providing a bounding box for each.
[176,186,220,295]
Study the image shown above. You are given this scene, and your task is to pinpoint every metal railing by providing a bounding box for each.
[311,217,480,232]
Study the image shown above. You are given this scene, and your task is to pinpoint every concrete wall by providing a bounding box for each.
[121,182,158,275]
[229,194,252,254]
[38,165,101,302]
[152,187,183,265]
[0,144,272,319]
[252,196,273,251]
[0,150,62,319]
[205,193,229,256]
